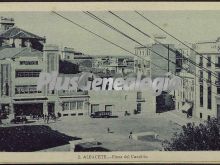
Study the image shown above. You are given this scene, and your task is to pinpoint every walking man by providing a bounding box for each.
[129,131,133,139]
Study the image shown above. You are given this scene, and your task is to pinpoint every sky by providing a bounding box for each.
[0,11,220,56]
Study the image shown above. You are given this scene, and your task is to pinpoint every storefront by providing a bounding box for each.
[14,103,43,116]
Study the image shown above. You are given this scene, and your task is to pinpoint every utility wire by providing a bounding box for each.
[84,11,218,88]
[135,11,218,75]
[51,11,167,73]
[84,12,182,70]
[110,11,218,79]
[52,11,218,96]
[108,11,219,95]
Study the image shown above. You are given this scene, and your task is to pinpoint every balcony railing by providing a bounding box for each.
[58,90,88,96]
[136,98,145,102]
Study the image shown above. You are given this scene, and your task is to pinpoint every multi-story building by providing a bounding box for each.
[175,44,196,116]
[0,18,89,119]
[194,39,220,121]
[0,47,45,119]
[134,46,151,77]
[89,90,156,116]
[0,45,90,119]
[175,71,195,116]
[87,55,155,116]
[63,47,156,116]
[0,17,155,119]
[91,56,135,76]
[135,36,176,79]
[134,37,177,113]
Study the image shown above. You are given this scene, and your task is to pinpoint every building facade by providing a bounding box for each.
[0,17,156,119]
[0,45,90,119]
[194,39,220,121]
[174,44,196,116]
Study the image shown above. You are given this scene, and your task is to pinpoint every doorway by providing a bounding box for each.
[48,103,55,115]
[217,104,220,123]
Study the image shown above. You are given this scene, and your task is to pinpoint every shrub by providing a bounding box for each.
[163,118,220,151]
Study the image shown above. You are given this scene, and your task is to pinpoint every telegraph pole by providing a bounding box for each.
[168,44,170,72]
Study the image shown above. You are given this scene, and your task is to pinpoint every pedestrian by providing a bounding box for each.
[44,114,47,123]
[47,114,50,124]
[57,112,61,118]
[129,131,133,139]
[53,113,56,122]
[107,127,110,133]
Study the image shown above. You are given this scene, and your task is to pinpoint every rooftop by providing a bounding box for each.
[0,26,45,40]
[0,47,42,60]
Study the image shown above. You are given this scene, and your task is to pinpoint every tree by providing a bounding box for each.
[163,118,220,151]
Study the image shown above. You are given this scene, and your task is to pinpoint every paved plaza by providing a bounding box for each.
[0,110,202,151]
[40,110,202,151]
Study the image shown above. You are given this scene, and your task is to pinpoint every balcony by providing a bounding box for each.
[199,62,203,67]
[199,78,203,83]
[216,80,220,86]
[207,63,211,67]
[206,79,212,84]
[136,97,145,102]
[58,90,88,96]
[215,63,220,68]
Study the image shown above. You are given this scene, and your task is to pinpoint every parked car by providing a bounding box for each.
[90,111,112,118]
[90,111,118,118]
[10,115,28,124]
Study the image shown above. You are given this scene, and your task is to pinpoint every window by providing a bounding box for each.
[208,71,211,82]
[199,70,203,78]
[208,115,211,121]
[105,105,113,112]
[91,104,99,114]
[47,53,56,72]
[15,70,41,78]
[77,101,83,110]
[218,56,220,64]
[15,85,41,94]
[137,92,142,100]
[208,86,212,109]
[20,61,38,65]
[199,56,203,66]
[63,101,83,111]
[70,101,76,110]
[207,56,211,66]
[217,87,220,94]
[200,85,203,107]
[137,103,141,112]
[63,102,69,111]
[200,113,202,119]
[199,70,203,82]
